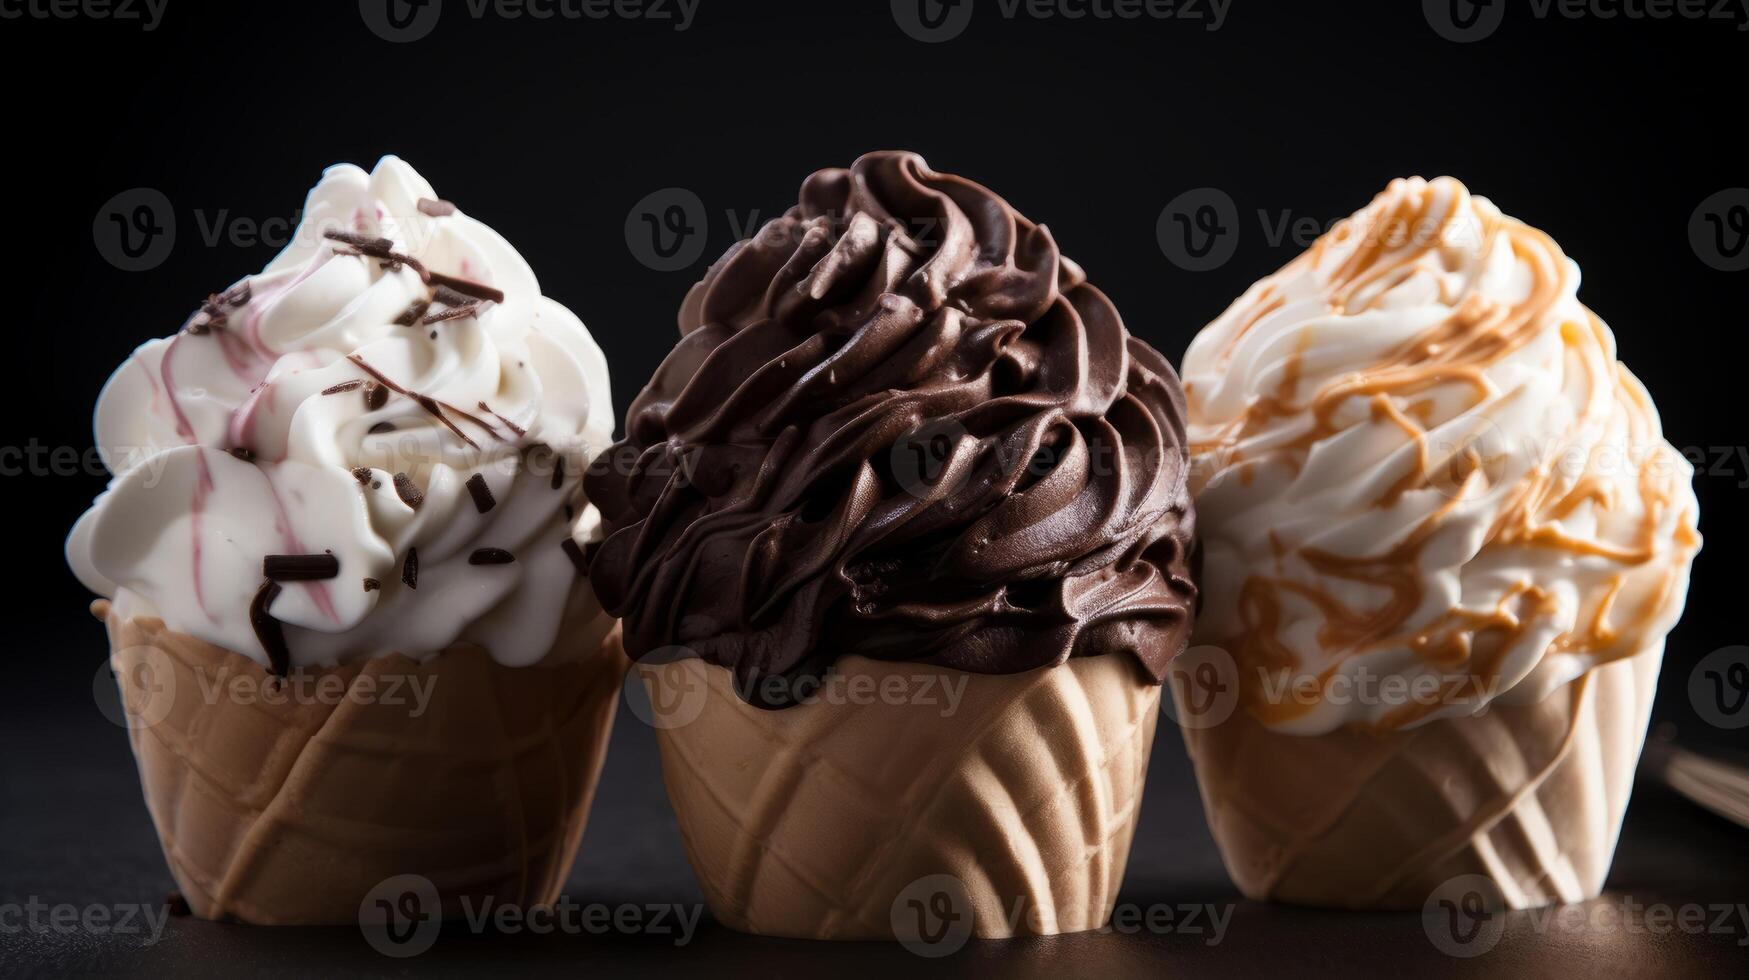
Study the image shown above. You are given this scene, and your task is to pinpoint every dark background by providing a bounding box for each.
[2,1,1746,976]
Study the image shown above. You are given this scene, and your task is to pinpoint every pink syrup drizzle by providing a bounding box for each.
[158,266,324,626]
[158,333,216,621]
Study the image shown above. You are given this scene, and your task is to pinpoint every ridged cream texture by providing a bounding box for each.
[68,158,614,668]
[1184,177,1699,734]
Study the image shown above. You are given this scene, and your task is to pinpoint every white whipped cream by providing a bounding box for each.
[1184,177,1700,733]
[68,157,614,669]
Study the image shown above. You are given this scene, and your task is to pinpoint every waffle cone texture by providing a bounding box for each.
[645,653,1162,939]
[99,599,624,925]
[1176,645,1663,910]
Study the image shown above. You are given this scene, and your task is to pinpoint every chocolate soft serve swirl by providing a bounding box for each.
[587,152,1197,704]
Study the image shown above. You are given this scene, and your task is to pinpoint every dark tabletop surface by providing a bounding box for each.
[3,619,1747,979]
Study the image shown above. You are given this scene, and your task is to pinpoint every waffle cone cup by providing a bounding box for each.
[97,598,624,925]
[1176,644,1663,910]
[642,653,1161,939]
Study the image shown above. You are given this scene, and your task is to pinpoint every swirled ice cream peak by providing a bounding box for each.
[1184,176,1700,733]
[68,157,614,671]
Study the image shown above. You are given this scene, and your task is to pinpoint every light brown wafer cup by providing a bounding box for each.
[643,653,1161,939]
[1175,644,1663,910]
[98,598,624,925]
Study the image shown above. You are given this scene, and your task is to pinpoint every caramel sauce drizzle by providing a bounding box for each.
[1196,180,1698,726]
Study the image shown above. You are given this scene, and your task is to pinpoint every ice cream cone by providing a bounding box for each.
[99,599,624,925]
[1175,645,1663,910]
[644,653,1161,939]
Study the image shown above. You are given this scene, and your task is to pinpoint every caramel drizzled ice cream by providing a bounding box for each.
[1184,177,1700,734]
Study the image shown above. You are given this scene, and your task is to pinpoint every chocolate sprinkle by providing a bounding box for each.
[551,453,566,490]
[394,300,430,326]
[431,285,473,307]
[263,553,340,581]
[465,473,496,513]
[347,354,485,450]
[352,466,372,485]
[393,472,424,509]
[560,538,588,575]
[363,577,381,592]
[478,401,528,437]
[322,229,394,255]
[417,197,457,217]
[363,382,389,410]
[427,271,505,305]
[322,380,364,395]
[402,548,419,589]
[249,580,291,677]
[422,304,479,326]
[229,447,256,462]
[368,421,396,435]
[468,548,516,565]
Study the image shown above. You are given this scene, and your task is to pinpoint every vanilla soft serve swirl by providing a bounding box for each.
[68,157,614,670]
[1184,177,1699,733]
